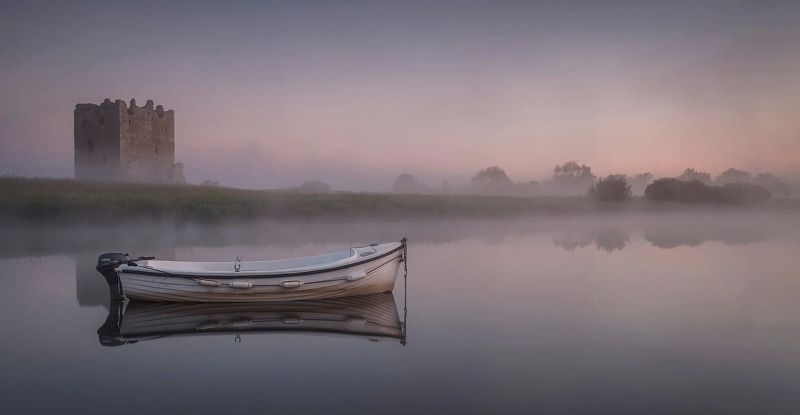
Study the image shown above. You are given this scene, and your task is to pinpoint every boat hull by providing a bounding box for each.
[118,249,403,302]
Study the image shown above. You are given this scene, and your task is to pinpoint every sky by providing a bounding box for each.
[1,0,799,190]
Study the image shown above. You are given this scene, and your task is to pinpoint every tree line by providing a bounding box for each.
[265,163,793,205]
[392,163,795,204]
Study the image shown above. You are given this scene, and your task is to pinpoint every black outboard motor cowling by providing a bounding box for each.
[97,253,128,300]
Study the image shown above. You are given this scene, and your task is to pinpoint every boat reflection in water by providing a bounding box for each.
[98,293,407,346]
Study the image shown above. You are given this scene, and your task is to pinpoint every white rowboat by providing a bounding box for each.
[96,239,406,303]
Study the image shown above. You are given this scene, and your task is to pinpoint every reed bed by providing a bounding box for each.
[1,177,795,223]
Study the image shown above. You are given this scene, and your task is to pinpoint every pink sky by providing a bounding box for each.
[1,2,799,190]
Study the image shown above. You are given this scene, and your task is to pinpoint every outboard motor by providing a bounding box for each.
[96,253,128,301]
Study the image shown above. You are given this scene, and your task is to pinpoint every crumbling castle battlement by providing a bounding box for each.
[74,98,183,184]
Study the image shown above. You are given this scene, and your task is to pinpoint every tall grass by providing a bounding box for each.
[0,177,796,223]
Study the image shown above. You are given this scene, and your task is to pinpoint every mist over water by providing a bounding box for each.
[1,212,799,413]
[3,1,800,413]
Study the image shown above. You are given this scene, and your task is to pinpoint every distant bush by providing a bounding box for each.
[587,175,632,202]
[715,183,771,204]
[515,180,541,197]
[470,166,514,196]
[392,174,429,194]
[645,178,710,203]
[678,168,712,184]
[645,178,770,205]
[293,181,331,194]
[753,173,792,198]
[715,168,752,185]
[544,161,596,196]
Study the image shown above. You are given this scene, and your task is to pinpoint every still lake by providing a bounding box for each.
[1,212,799,414]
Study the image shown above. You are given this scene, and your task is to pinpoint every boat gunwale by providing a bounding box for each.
[117,243,404,279]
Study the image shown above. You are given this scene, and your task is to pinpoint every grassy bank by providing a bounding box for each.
[1,177,797,223]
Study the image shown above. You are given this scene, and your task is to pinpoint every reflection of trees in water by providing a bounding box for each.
[552,223,767,252]
[593,229,630,252]
[1,215,790,259]
[552,228,630,252]
[552,233,593,251]
[644,225,766,249]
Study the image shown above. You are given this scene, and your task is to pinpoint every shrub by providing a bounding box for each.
[392,174,429,194]
[587,175,632,202]
[515,180,541,197]
[293,181,331,194]
[715,183,770,204]
[645,178,770,205]
[678,168,712,184]
[546,161,595,196]
[715,168,752,185]
[753,173,792,197]
[470,166,514,195]
[645,178,712,203]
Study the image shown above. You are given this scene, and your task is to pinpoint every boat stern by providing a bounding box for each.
[96,252,128,301]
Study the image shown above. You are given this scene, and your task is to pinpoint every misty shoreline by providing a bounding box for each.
[3,212,799,260]
[1,177,798,224]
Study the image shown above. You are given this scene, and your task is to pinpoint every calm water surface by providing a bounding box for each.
[1,213,799,414]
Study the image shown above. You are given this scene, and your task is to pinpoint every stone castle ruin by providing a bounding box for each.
[74,98,184,183]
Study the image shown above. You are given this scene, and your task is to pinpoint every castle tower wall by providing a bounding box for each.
[119,99,175,183]
[74,98,176,183]
[74,99,123,180]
